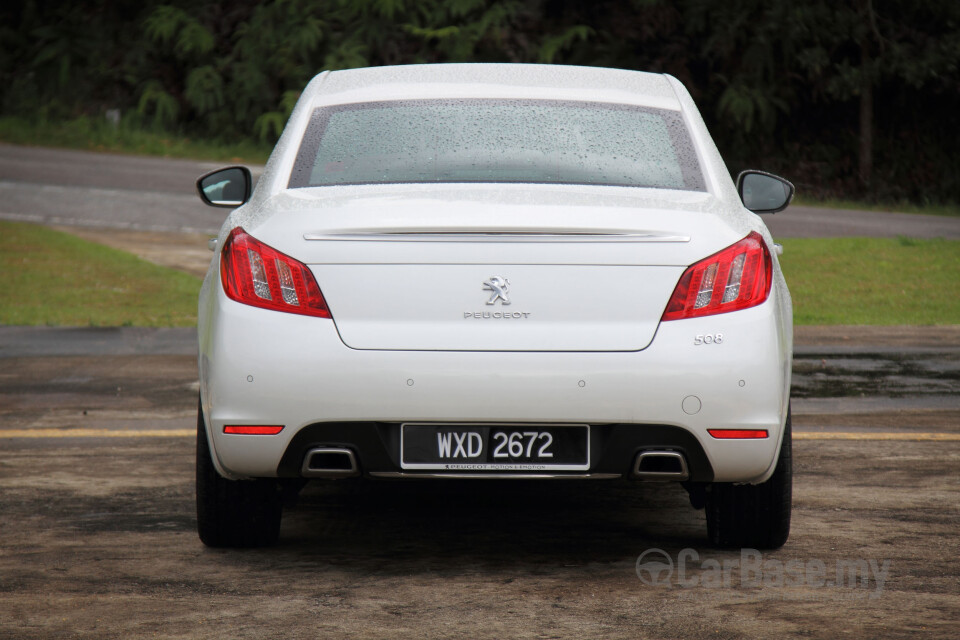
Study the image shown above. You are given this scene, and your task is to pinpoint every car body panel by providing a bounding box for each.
[313,262,682,351]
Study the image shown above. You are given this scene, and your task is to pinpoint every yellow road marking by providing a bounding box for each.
[794,431,960,441]
[0,428,194,438]
[0,429,957,441]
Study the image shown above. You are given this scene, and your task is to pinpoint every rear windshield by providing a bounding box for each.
[289,99,705,191]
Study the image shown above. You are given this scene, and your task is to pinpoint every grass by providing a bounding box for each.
[0,115,271,165]
[0,221,201,327]
[779,237,960,325]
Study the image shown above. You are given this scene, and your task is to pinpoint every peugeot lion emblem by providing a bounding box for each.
[483,276,511,305]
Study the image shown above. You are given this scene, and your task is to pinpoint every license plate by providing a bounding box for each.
[401,423,590,471]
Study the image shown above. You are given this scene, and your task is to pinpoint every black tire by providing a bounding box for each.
[705,405,792,549]
[196,401,282,548]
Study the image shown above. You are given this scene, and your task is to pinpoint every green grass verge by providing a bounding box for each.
[780,237,960,325]
[0,221,201,327]
[0,116,271,165]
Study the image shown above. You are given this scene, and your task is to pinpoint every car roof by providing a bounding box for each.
[307,63,682,111]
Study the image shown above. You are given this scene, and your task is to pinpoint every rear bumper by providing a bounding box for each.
[280,421,714,481]
[199,288,791,483]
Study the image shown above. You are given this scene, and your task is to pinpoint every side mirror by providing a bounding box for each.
[197,166,252,208]
[736,170,795,214]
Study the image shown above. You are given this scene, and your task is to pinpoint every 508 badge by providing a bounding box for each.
[694,333,724,345]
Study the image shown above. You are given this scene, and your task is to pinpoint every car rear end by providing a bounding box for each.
[196,63,793,549]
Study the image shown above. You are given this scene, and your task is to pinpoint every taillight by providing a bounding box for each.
[661,231,772,321]
[220,227,331,318]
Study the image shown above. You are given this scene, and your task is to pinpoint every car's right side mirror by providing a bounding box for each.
[736,170,795,214]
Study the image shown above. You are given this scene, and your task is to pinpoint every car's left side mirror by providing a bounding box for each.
[736,170,795,214]
[197,166,252,208]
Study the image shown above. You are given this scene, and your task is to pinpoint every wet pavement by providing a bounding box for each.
[793,350,960,401]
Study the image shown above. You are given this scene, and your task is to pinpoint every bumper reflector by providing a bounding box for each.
[223,425,285,435]
[708,429,769,439]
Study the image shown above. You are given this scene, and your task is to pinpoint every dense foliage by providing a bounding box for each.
[3,0,958,204]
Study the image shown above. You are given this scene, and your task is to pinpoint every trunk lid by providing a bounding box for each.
[249,185,744,351]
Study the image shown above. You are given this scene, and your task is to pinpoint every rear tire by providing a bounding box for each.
[705,405,792,549]
[196,401,282,548]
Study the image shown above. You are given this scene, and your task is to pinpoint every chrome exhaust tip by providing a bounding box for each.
[632,450,689,481]
[301,448,360,479]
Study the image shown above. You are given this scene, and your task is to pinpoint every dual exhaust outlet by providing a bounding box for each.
[300,447,688,481]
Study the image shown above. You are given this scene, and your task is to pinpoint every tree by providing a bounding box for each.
[1,0,958,203]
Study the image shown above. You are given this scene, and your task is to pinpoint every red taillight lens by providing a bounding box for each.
[708,429,769,439]
[220,227,331,318]
[223,425,285,435]
[661,231,772,321]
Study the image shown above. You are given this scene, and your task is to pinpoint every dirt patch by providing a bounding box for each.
[795,325,960,348]
[0,437,957,639]
[56,226,213,278]
[0,355,197,430]
[793,409,960,430]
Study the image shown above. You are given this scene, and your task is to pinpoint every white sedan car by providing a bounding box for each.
[195,63,795,549]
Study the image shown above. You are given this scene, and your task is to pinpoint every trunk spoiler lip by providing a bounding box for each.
[303,230,691,243]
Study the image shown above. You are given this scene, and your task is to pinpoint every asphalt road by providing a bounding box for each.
[2,143,959,239]
[0,144,229,233]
